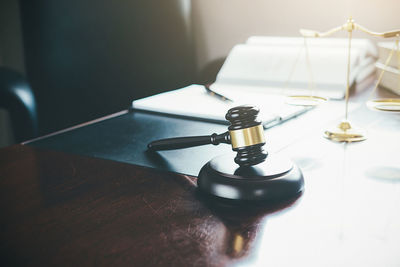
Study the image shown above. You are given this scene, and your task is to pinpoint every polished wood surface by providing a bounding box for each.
[1,86,400,266]
[0,145,299,266]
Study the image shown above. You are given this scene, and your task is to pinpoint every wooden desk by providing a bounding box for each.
[1,87,400,266]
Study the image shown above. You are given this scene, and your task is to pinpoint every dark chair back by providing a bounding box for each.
[20,0,194,134]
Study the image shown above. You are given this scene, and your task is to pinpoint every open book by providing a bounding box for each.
[132,36,377,126]
[211,36,377,100]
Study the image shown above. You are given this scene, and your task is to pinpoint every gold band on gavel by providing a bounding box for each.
[229,125,265,149]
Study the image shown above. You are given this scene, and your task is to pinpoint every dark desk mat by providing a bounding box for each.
[29,110,232,177]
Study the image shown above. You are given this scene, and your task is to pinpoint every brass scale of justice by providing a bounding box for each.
[147,18,400,202]
[288,17,400,142]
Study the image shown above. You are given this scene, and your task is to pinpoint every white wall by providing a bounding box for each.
[193,0,400,70]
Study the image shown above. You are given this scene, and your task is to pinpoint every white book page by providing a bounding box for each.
[247,36,377,58]
[132,85,233,123]
[215,44,361,93]
[132,84,306,124]
[210,82,345,103]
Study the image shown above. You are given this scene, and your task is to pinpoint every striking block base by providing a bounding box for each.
[197,153,304,202]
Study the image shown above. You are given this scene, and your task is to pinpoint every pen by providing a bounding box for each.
[262,106,313,129]
[204,84,234,102]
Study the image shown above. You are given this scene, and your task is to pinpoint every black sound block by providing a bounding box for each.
[197,153,304,202]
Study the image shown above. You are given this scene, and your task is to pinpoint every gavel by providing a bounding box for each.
[148,105,268,167]
[148,105,304,202]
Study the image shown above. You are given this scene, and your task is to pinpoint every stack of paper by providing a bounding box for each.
[131,84,309,128]
[376,42,400,95]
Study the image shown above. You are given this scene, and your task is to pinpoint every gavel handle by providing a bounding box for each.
[147,132,230,151]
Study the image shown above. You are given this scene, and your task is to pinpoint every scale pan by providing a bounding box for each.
[286,95,327,106]
[366,99,400,112]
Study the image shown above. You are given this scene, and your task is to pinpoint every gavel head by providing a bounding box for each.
[225,105,268,167]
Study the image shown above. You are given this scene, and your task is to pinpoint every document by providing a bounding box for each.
[132,84,310,128]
